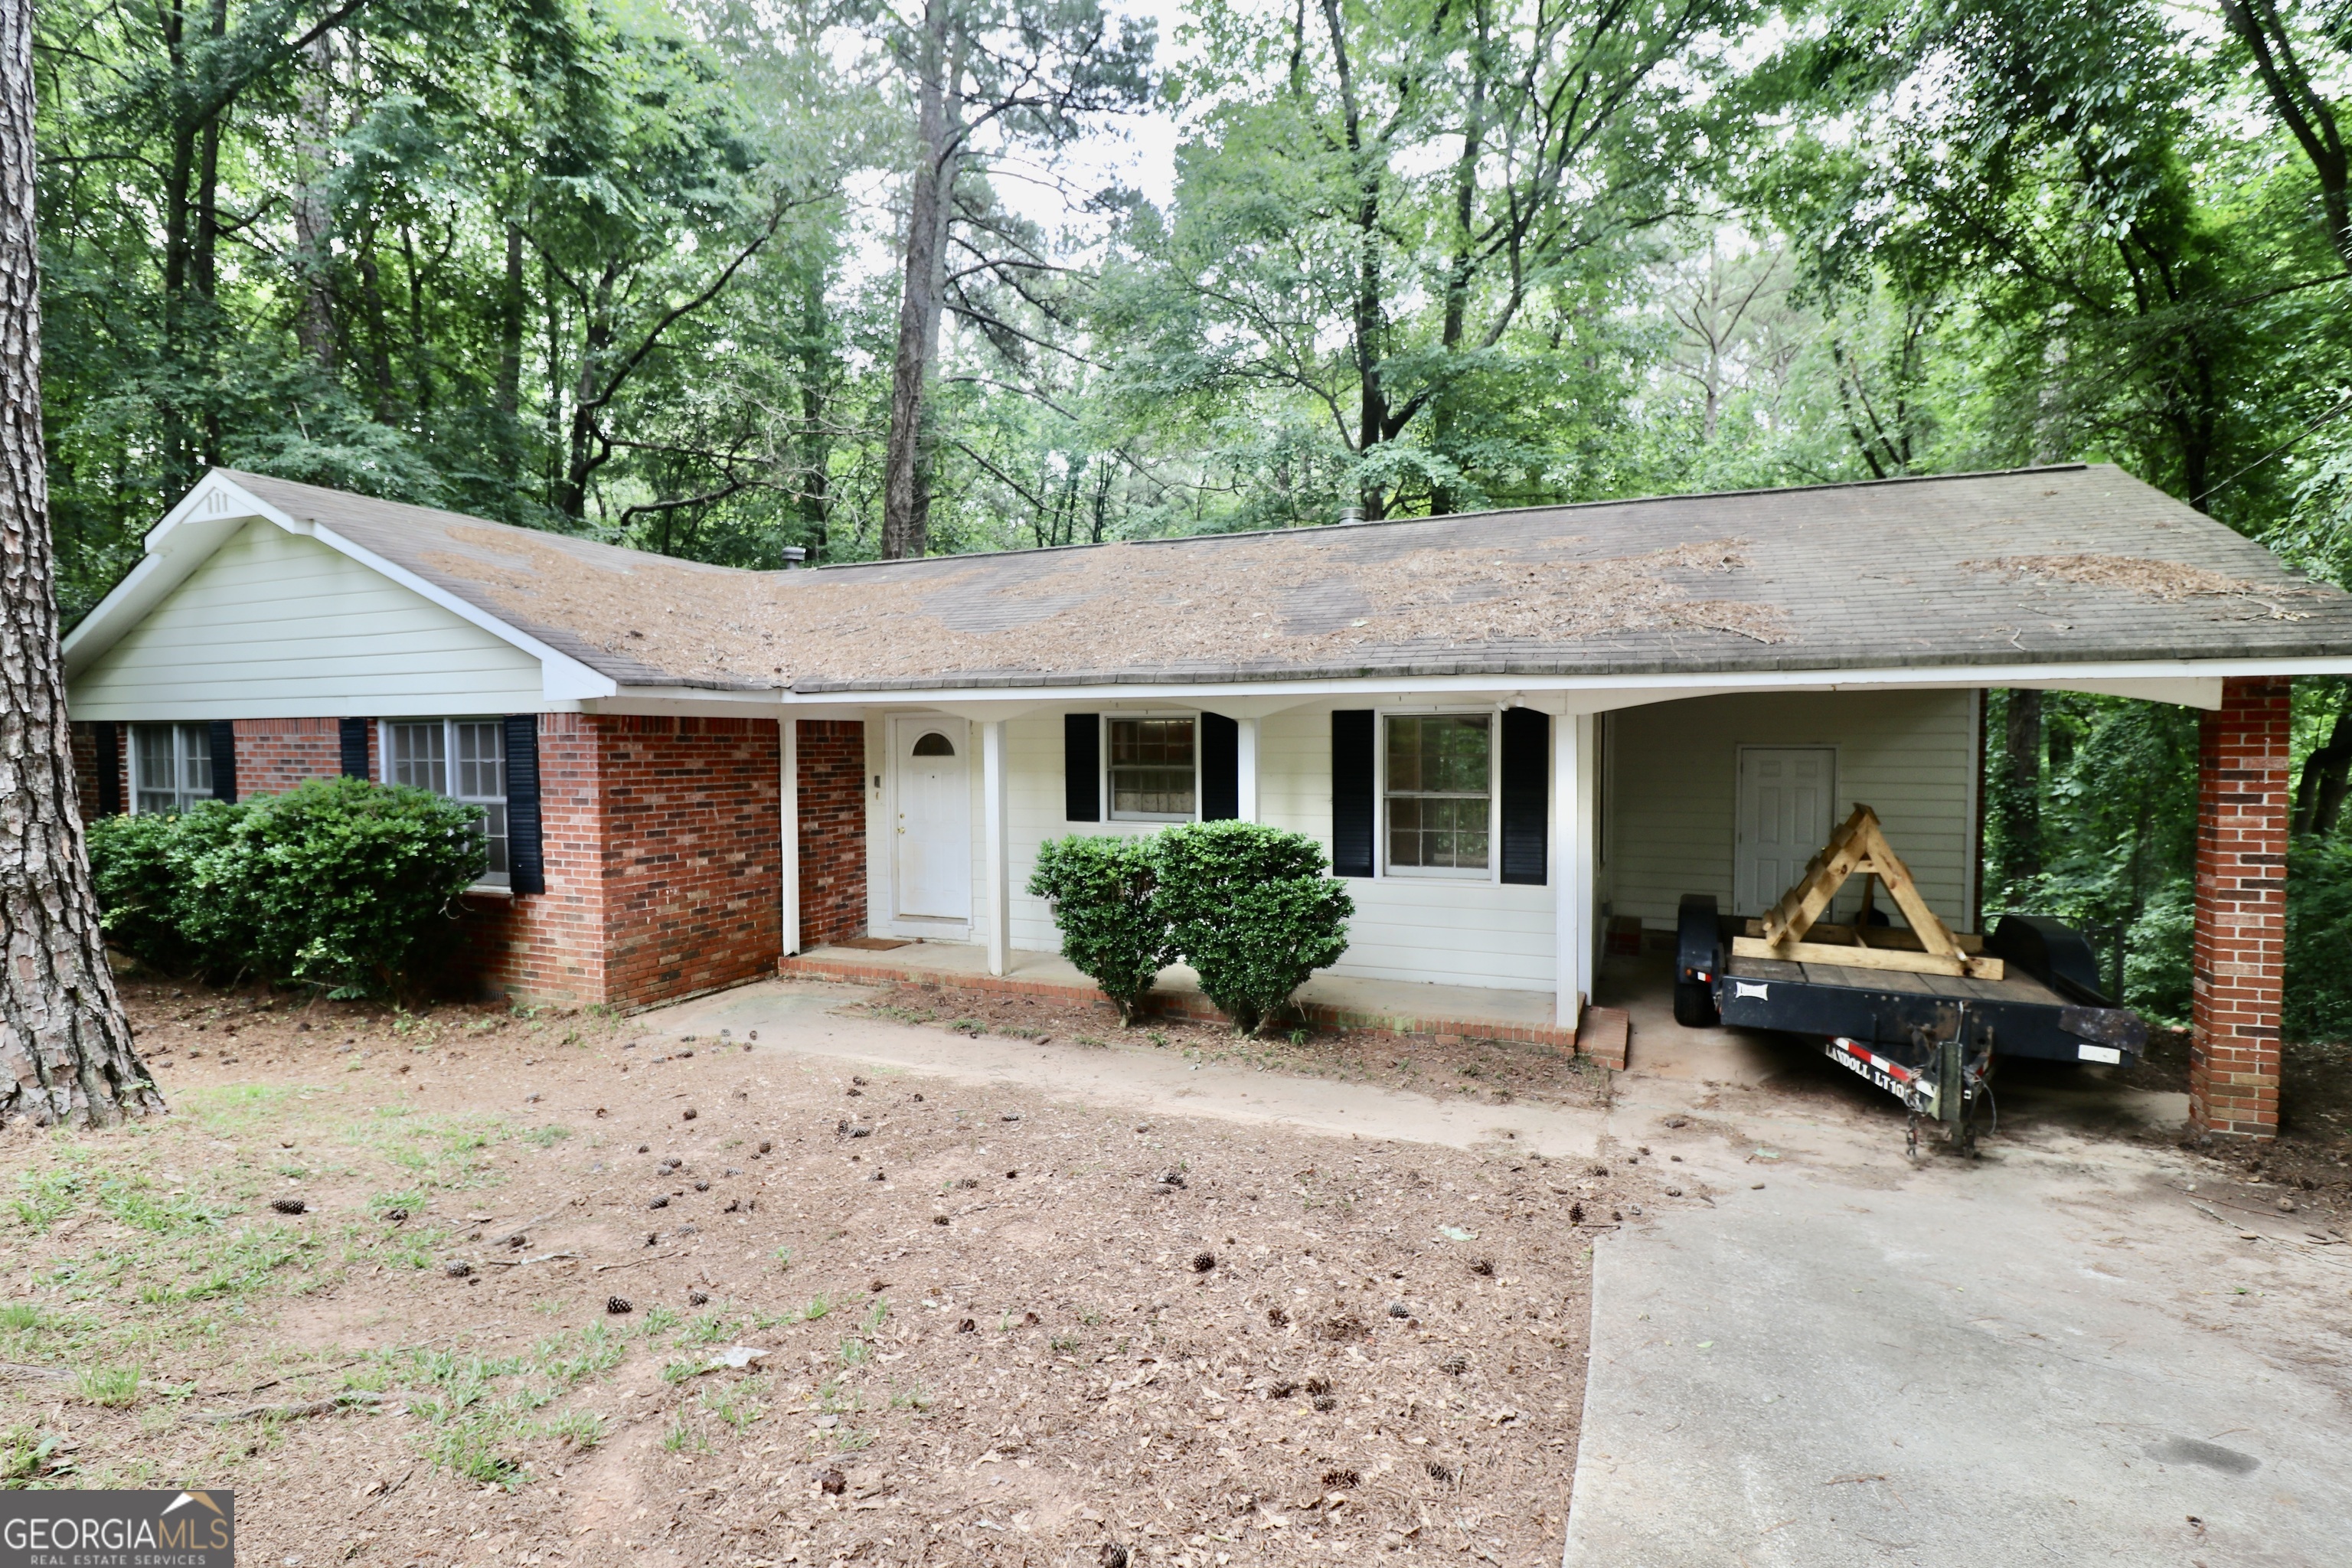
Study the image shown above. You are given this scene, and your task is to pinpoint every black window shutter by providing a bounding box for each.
[504,714,544,894]
[338,717,371,779]
[95,723,121,815]
[1063,714,1099,822]
[1200,713,1239,820]
[1499,707,1549,886]
[208,720,237,802]
[1331,709,1375,877]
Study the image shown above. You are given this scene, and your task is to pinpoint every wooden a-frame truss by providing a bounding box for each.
[1730,804,2004,981]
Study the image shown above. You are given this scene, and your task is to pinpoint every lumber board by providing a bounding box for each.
[1732,933,2004,981]
[1742,919,1984,954]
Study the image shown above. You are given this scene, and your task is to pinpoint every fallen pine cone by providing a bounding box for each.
[606,1296,633,1315]
[271,1197,307,1215]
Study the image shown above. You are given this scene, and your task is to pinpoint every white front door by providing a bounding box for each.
[893,717,971,923]
[1735,746,1835,916]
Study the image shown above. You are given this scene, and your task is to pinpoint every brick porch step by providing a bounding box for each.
[1576,1006,1630,1071]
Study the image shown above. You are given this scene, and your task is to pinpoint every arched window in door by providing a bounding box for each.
[911,732,956,757]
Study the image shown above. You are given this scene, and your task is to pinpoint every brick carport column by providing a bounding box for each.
[2189,676,2291,1139]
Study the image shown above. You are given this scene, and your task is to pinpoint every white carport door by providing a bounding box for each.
[1735,746,1834,916]
[893,718,971,921]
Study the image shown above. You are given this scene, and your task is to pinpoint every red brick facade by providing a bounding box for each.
[2190,677,2291,1139]
[235,718,355,795]
[461,714,786,1007]
[795,720,867,949]
[69,711,831,1011]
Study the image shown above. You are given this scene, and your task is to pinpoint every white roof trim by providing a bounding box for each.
[64,470,616,703]
[752,658,2347,714]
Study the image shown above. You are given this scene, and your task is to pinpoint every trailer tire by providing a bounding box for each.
[1672,978,1718,1029]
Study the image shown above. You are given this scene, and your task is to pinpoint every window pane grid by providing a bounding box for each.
[133,724,212,814]
[1109,717,1195,819]
[1385,714,1492,872]
[386,719,508,885]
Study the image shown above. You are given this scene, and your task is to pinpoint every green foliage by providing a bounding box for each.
[86,778,485,998]
[1152,822,1352,1035]
[1027,835,1172,1023]
[2287,838,2352,1046]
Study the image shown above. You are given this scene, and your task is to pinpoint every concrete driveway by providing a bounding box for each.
[1568,1069,2352,1567]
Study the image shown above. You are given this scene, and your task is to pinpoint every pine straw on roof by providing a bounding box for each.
[1962,554,2315,619]
[426,526,1785,687]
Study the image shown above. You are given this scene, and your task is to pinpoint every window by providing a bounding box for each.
[1107,717,1196,821]
[385,719,509,884]
[132,724,212,814]
[911,731,956,756]
[1386,714,1491,874]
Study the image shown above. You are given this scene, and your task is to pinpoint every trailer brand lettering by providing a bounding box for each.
[0,1489,233,1568]
[1733,981,1769,1001]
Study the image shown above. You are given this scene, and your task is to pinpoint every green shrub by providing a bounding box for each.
[85,777,485,998]
[1154,821,1352,1035]
[1027,835,1171,1024]
[87,810,197,972]
[2287,836,2352,1044]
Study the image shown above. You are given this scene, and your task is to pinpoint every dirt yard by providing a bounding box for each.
[1,980,1664,1567]
[843,982,1617,1112]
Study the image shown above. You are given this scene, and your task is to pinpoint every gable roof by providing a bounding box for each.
[65,463,2352,697]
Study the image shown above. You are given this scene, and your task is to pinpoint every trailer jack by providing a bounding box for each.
[1824,1014,1995,1160]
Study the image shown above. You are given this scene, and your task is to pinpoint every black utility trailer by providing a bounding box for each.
[1670,807,2147,1156]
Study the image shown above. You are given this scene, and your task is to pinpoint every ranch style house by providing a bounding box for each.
[59,465,2352,1138]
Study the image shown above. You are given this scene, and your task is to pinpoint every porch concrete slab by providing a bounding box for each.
[1561,1110,2352,1568]
[647,978,1606,1158]
[793,941,1565,1035]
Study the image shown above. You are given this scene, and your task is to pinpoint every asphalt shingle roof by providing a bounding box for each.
[220,463,2352,693]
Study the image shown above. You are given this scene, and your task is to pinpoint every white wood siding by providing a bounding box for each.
[1605,690,1979,931]
[70,519,544,720]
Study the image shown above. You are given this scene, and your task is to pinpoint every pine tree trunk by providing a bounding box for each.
[0,0,157,1130]
[882,0,957,560]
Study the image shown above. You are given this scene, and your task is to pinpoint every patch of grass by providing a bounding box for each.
[77,1365,140,1407]
[637,1305,680,1338]
[834,1426,874,1452]
[859,1298,889,1334]
[9,1169,83,1232]
[660,1358,702,1384]
[660,1420,704,1454]
[838,1338,871,1367]
[1,1426,67,1484]
[1049,1334,1080,1354]
[802,1294,830,1323]
[544,1410,607,1449]
[0,1303,38,1333]
[1077,1308,1105,1327]
[948,1018,987,1036]
[534,1325,623,1387]
[700,1380,765,1429]
[521,1125,571,1148]
[98,1175,232,1236]
[681,1312,733,1345]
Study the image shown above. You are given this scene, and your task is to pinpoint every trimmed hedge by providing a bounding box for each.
[87,776,487,998]
[1027,835,1171,1024]
[1031,822,1354,1034]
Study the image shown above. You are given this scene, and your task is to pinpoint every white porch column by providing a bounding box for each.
[1553,712,1596,1030]
[983,718,1011,976]
[1236,717,1260,822]
[779,717,801,957]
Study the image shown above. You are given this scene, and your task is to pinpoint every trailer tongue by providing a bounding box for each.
[1675,805,2146,1157]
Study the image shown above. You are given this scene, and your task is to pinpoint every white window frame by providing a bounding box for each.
[1378,707,1502,883]
[1102,712,1202,825]
[380,717,511,890]
[129,723,214,815]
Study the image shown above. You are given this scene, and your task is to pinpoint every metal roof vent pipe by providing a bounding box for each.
[780,546,808,570]
[1335,501,1364,526]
